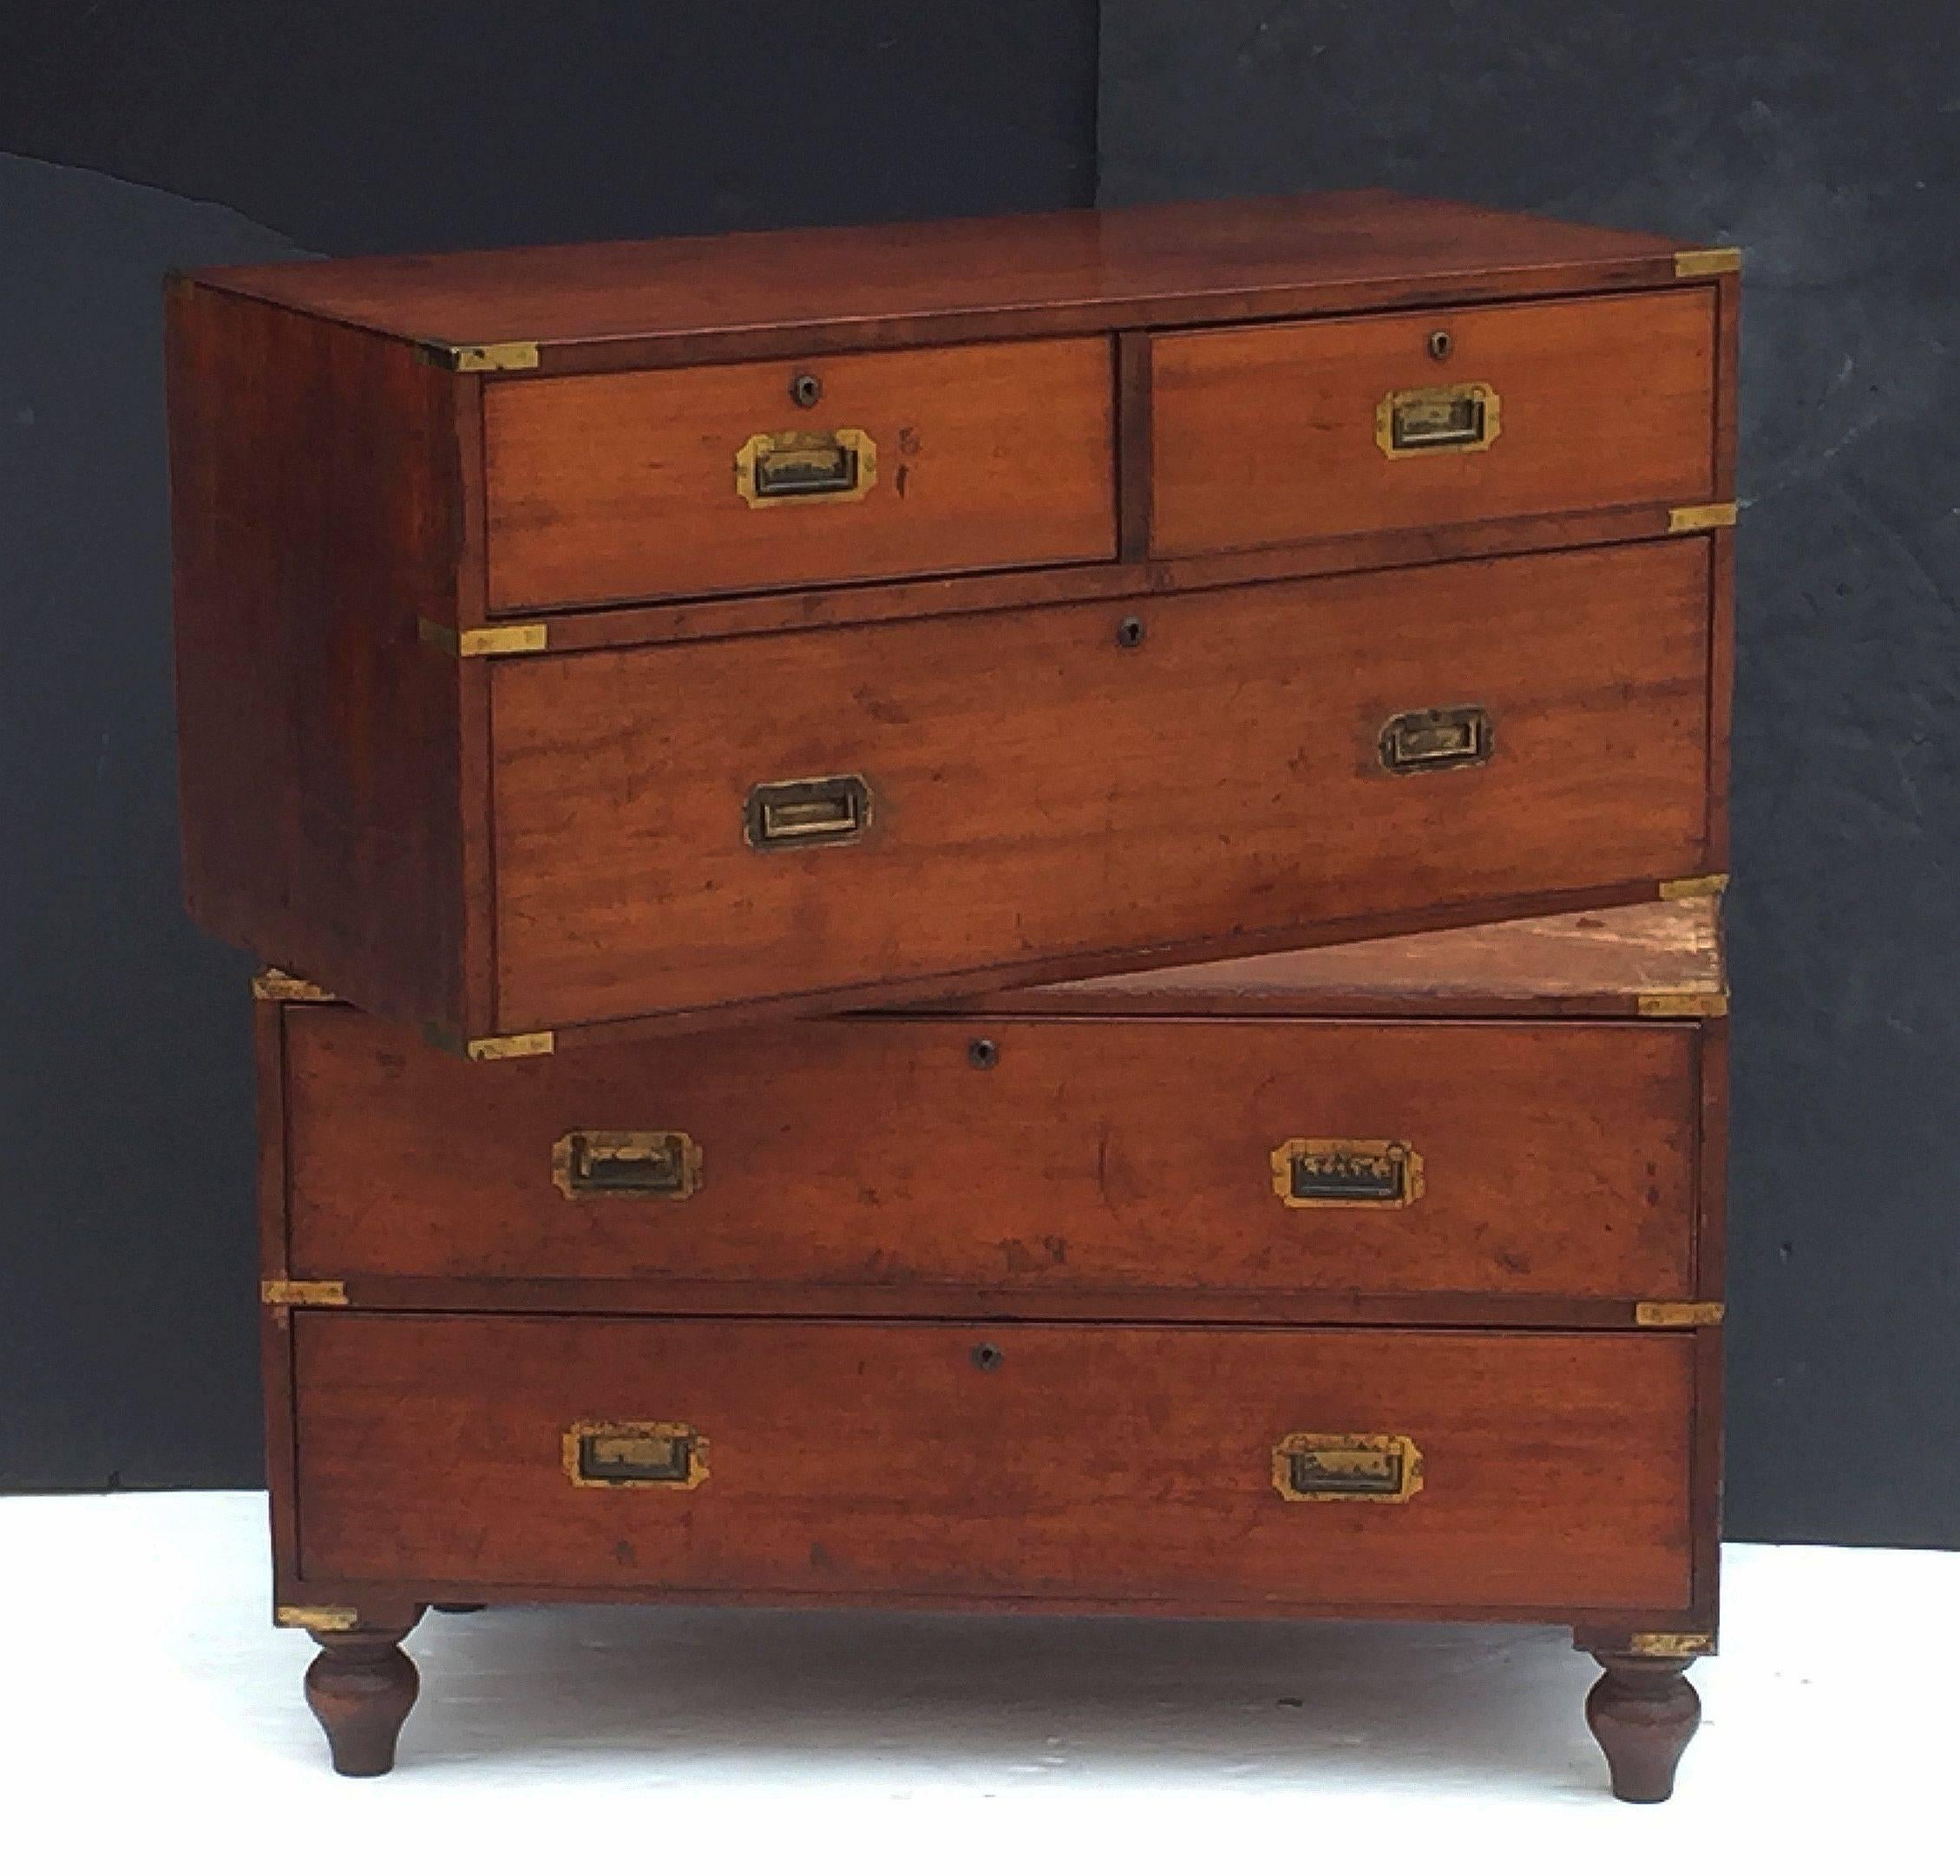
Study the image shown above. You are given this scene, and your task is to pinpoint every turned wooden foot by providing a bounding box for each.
[304,1619,423,1776]
[1585,1652,1701,1802]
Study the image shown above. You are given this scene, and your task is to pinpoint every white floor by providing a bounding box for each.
[0,1492,1948,1873]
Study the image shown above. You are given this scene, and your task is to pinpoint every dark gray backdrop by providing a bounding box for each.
[1103,1,1960,1546]
[5,3,1955,1545]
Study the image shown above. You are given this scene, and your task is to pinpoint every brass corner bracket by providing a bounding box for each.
[465,1030,556,1063]
[1628,1630,1716,1657]
[1668,502,1740,534]
[262,1279,348,1308]
[274,1604,360,1632]
[1674,246,1741,279]
[417,338,541,373]
[252,968,336,1004]
[418,617,550,659]
[1636,991,1729,1019]
[1659,873,1729,901]
[1635,1301,1726,1328]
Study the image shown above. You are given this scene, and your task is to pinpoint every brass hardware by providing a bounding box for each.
[967,1038,999,1069]
[1379,705,1492,775]
[421,339,541,373]
[1659,872,1728,900]
[734,428,877,508]
[1674,246,1741,279]
[1637,992,1729,1019]
[261,1279,347,1308]
[1273,1433,1425,1505]
[1115,615,1146,649]
[274,1605,361,1632]
[251,968,335,1003]
[419,616,550,658]
[744,773,872,849]
[789,371,823,409]
[971,1342,1005,1373]
[563,1420,708,1490]
[1668,502,1740,533]
[1636,1302,1726,1328]
[1426,329,1453,362]
[1375,382,1500,457]
[551,1130,701,1201]
[1271,1139,1424,1210]
[465,1031,556,1062]
[1629,1631,1716,1656]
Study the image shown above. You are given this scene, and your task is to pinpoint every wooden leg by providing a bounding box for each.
[304,1616,424,1777]
[1584,1652,1701,1803]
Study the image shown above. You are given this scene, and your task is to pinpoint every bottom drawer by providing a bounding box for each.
[292,1315,1695,1616]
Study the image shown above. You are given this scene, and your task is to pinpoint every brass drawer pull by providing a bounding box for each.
[744,773,872,849]
[1375,382,1501,456]
[1273,1433,1424,1504]
[734,427,878,507]
[1378,705,1491,775]
[551,1130,701,1200]
[563,1420,708,1489]
[1272,1138,1424,1209]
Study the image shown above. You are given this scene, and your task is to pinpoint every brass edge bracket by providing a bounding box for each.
[418,617,550,659]
[1636,992,1729,1019]
[1635,1302,1726,1328]
[274,1604,363,1632]
[1674,246,1741,279]
[417,339,541,373]
[262,1279,348,1308]
[1627,1630,1717,1657]
[1668,502,1740,533]
[252,968,336,1003]
[1659,873,1728,900]
[465,1030,556,1063]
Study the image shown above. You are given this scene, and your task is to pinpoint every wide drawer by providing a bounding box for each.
[488,536,1714,1033]
[291,1315,1695,1612]
[1148,289,1719,558]
[482,337,1118,610]
[284,1007,1701,1306]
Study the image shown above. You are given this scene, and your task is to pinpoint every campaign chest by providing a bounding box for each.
[257,896,1727,1798]
[167,192,1738,1049]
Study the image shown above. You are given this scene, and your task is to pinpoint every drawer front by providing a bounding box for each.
[1149,289,1718,558]
[292,1315,1695,1612]
[285,1008,1699,1304]
[488,536,1712,1031]
[483,337,1117,610]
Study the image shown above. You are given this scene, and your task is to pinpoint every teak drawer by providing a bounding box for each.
[483,536,1713,1038]
[279,1005,1703,1309]
[482,337,1118,611]
[1147,289,1719,558]
[290,1315,1695,1616]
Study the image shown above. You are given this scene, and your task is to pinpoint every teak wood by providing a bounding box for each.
[170,190,1738,1047]
[258,900,1726,1794]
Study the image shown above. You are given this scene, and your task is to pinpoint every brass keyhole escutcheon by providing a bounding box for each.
[790,371,823,409]
[968,1038,999,1069]
[1115,615,1146,649]
[1426,329,1453,361]
[972,1342,1005,1373]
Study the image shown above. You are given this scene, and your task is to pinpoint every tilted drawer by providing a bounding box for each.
[282,1005,1701,1307]
[483,336,1118,610]
[1148,289,1719,558]
[488,535,1714,1033]
[290,1315,1696,1613]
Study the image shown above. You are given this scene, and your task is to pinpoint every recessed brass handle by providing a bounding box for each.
[563,1420,708,1489]
[734,428,877,507]
[1271,1139,1424,1209]
[1375,382,1500,457]
[1378,705,1491,775]
[1272,1433,1424,1504]
[744,773,872,849]
[551,1131,701,1201]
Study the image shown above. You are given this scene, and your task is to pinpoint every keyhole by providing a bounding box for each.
[967,1038,999,1069]
[1115,615,1146,649]
[972,1342,1005,1373]
[1426,330,1453,362]
[790,371,823,409]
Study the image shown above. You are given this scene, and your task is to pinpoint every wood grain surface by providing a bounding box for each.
[292,1315,1695,1614]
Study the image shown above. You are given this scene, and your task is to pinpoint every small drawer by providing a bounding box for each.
[482,337,1117,610]
[283,1006,1701,1307]
[1148,289,1719,557]
[291,1315,1695,1613]
[486,535,1713,1033]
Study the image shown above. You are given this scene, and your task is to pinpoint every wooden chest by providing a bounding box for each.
[168,192,1738,1051]
[258,897,1727,1797]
